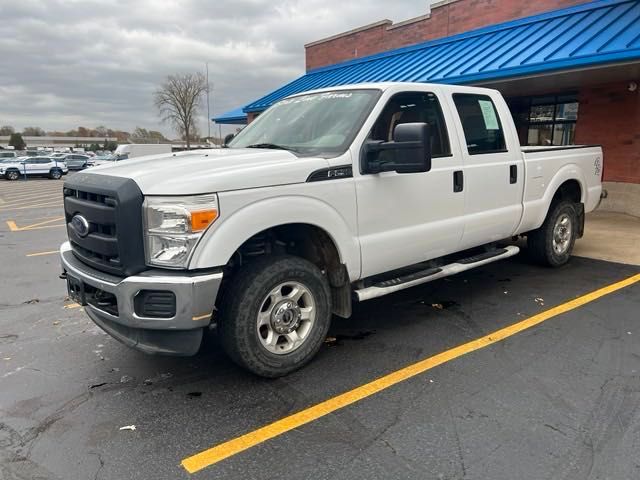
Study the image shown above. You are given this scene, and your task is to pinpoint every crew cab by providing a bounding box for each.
[59,83,602,377]
[1,156,68,180]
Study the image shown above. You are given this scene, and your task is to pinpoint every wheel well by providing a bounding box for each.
[223,224,351,318]
[553,179,581,205]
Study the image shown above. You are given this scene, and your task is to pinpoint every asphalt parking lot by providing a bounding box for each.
[1,177,640,480]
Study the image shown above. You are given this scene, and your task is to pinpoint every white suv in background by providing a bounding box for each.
[1,156,68,180]
[0,151,18,159]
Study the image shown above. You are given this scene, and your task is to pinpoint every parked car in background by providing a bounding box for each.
[88,154,118,167]
[1,156,68,180]
[63,154,91,170]
[0,151,17,159]
[113,144,172,160]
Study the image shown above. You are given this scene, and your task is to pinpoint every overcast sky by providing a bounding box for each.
[0,0,430,138]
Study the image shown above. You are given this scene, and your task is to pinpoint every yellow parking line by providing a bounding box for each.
[7,217,65,231]
[26,250,59,257]
[181,272,640,474]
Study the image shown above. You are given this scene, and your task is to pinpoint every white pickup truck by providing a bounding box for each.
[59,83,602,377]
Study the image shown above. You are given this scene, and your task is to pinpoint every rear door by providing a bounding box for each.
[449,91,524,249]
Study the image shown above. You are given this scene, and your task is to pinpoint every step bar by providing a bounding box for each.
[354,246,520,302]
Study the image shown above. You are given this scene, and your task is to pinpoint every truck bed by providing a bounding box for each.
[516,144,603,235]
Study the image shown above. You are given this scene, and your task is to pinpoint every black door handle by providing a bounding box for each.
[510,164,518,184]
[453,170,464,192]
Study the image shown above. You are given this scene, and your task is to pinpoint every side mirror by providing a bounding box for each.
[363,122,431,174]
[223,133,235,146]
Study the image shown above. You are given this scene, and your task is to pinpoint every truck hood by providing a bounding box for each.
[86,148,330,195]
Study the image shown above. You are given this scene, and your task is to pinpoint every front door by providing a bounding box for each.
[355,90,465,278]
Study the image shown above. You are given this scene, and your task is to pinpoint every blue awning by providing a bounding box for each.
[212,107,247,125]
[242,0,640,113]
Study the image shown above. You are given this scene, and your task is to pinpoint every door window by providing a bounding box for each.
[369,91,451,158]
[453,94,506,155]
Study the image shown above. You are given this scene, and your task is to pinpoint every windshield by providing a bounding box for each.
[229,89,381,156]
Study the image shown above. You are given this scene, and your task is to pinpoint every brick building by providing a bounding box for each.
[215,0,640,214]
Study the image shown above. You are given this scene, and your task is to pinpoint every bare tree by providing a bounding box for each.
[0,125,14,136]
[154,73,207,149]
[22,126,46,136]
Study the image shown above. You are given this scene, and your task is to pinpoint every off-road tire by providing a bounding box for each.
[218,255,332,377]
[528,200,578,267]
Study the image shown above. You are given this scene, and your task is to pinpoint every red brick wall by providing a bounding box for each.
[246,112,260,124]
[575,82,640,184]
[306,0,588,70]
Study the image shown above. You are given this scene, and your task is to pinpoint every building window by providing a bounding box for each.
[509,94,579,147]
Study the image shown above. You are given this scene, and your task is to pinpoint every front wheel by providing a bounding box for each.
[528,200,578,267]
[5,170,20,181]
[218,255,332,377]
[49,169,62,180]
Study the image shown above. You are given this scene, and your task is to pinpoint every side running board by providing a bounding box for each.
[354,246,520,302]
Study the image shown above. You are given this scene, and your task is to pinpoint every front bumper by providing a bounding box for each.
[60,241,222,355]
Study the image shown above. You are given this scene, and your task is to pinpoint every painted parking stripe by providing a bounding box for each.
[26,250,59,257]
[7,217,65,231]
[181,272,640,474]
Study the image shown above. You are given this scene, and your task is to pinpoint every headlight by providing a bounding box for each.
[143,194,219,268]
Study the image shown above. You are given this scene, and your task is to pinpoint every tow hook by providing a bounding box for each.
[59,270,67,280]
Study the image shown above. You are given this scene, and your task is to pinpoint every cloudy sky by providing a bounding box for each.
[0,0,430,138]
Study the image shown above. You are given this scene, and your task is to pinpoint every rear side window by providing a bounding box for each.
[453,94,506,155]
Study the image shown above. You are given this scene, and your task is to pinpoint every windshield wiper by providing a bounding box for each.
[245,143,298,153]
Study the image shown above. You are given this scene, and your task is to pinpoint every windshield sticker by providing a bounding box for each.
[478,100,499,130]
[277,92,354,106]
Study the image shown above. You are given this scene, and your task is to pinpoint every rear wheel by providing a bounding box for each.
[218,255,332,377]
[49,168,62,180]
[528,200,578,267]
[5,170,19,181]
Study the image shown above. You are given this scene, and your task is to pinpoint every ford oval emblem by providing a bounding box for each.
[71,214,90,238]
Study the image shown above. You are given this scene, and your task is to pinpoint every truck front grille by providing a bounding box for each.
[63,174,146,277]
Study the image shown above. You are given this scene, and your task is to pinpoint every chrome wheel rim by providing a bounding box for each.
[552,213,572,254]
[257,281,316,355]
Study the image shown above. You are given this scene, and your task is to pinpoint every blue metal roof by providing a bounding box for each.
[213,107,247,125]
[243,0,640,112]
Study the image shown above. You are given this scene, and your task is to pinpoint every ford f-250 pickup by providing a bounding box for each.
[59,82,603,377]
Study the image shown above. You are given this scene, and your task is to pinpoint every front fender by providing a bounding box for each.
[188,195,361,280]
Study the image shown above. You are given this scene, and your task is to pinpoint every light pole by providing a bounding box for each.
[206,63,211,139]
